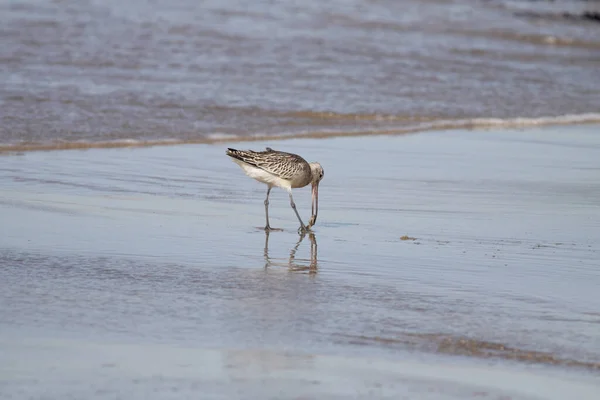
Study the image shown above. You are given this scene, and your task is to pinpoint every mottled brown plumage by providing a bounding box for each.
[226,147,312,188]
[226,147,324,233]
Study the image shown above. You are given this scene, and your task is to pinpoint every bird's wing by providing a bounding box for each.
[227,148,310,180]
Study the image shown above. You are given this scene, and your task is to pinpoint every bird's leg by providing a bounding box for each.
[289,192,309,233]
[264,186,272,231]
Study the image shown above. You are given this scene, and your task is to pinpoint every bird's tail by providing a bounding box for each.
[226,147,274,156]
[227,147,276,165]
[226,148,246,159]
[226,148,255,164]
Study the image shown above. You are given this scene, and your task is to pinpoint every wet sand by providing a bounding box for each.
[1,125,600,398]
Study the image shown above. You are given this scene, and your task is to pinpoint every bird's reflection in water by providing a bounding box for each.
[263,231,318,273]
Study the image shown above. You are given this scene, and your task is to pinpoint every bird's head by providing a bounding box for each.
[309,162,324,185]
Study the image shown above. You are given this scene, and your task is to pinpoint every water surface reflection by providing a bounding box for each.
[263,232,318,273]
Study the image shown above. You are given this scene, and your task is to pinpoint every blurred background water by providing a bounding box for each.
[1,0,599,150]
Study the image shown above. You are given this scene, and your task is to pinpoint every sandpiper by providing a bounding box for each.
[226,147,324,233]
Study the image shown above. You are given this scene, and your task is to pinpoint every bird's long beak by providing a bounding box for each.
[311,182,319,224]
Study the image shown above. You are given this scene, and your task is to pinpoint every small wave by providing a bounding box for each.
[515,10,600,25]
[276,110,440,123]
[1,113,599,154]
[457,113,600,128]
[205,132,241,140]
[449,28,600,49]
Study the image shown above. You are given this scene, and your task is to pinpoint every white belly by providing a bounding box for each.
[233,159,291,190]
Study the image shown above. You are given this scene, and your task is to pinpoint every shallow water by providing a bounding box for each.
[1,125,600,398]
[1,0,600,151]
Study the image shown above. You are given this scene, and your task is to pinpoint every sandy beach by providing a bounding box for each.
[3,0,599,397]
[1,124,600,399]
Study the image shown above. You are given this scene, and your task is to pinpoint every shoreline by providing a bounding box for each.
[1,114,600,154]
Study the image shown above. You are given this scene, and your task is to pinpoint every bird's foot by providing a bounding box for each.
[298,225,311,235]
[307,215,317,229]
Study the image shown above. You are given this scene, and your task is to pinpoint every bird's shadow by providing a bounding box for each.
[263,231,318,273]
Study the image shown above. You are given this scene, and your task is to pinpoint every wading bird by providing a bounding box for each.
[226,147,324,233]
